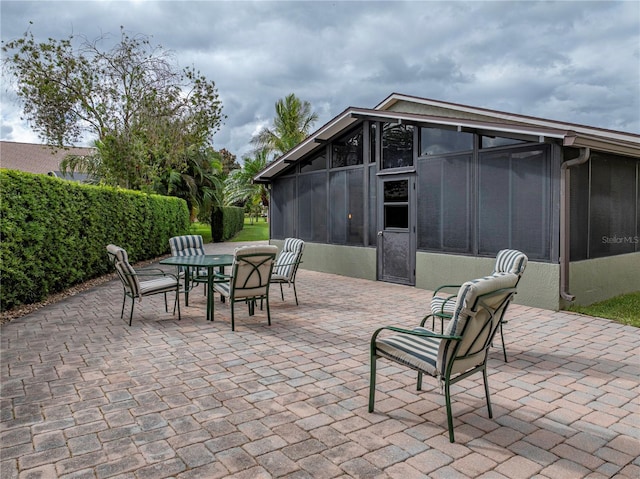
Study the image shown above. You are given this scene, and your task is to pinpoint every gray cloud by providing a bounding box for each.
[1,0,638,160]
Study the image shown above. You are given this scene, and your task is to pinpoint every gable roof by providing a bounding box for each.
[0,141,95,179]
[254,93,640,183]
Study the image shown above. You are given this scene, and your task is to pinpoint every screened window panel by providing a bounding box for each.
[589,155,638,257]
[382,123,413,169]
[367,165,377,246]
[298,172,327,242]
[417,154,472,252]
[478,146,551,259]
[569,159,590,261]
[420,128,473,156]
[270,177,296,240]
[329,169,364,245]
[332,126,363,168]
[300,150,327,173]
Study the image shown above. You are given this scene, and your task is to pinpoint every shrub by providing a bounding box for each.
[0,169,190,311]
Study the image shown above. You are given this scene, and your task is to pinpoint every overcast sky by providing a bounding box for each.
[1,0,639,161]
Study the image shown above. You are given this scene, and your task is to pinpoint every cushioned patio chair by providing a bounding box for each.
[429,249,528,361]
[169,235,208,304]
[370,272,519,443]
[213,245,277,331]
[270,238,305,305]
[107,244,181,326]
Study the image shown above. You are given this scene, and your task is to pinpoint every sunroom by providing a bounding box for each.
[255,94,640,310]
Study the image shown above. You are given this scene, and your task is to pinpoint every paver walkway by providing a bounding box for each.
[1,241,639,478]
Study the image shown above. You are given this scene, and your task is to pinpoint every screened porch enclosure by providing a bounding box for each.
[269,121,562,265]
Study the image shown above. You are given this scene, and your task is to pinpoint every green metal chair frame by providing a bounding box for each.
[429,249,528,361]
[213,245,277,331]
[169,234,208,305]
[106,244,181,326]
[270,238,305,305]
[369,274,518,443]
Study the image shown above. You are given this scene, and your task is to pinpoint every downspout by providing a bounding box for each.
[559,147,590,302]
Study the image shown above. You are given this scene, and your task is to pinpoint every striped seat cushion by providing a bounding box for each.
[376,327,441,376]
[213,281,230,297]
[169,235,207,276]
[273,251,297,279]
[494,249,528,276]
[272,238,304,280]
[430,296,457,317]
[139,276,179,295]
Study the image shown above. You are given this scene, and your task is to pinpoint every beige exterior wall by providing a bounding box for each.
[271,241,377,280]
[272,241,638,311]
[568,252,640,307]
[273,241,561,310]
[415,252,560,311]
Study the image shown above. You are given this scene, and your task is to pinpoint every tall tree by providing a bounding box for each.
[224,149,270,222]
[2,25,225,190]
[251,93,318,158]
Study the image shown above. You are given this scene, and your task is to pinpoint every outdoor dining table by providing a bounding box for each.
[159,254,234,322]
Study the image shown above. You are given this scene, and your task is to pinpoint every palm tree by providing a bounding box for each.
[224,149,270,222]
[251,93,318,157]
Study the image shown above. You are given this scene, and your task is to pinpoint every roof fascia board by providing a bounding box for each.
[377,93,640,142]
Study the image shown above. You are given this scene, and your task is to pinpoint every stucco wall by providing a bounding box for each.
[273,241,561,310]
[414,252,560,311]
[271,241,377,281]
[272,241,638,310]
[568,252,640,307]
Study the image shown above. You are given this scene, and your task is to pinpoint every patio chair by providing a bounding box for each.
[169,235,209,304]
[369,272,519,443]
[429,249,528,361]
[106,244,181,326]
[213,245,277,331]
[270,237,305,305]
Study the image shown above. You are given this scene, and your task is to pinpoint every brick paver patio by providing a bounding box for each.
[1,241,638,478]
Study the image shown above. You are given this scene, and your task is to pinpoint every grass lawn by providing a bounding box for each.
[188,217,269,244]
[230,218,269,242]
[568,291,640,327]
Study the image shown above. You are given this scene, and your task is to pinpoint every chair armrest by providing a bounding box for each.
[213,272,231,280]
[371,325,461,347]
[432,284,462,296]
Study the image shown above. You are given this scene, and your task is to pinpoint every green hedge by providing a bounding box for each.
[222,206,244,241]
[204,205,244,242]
[0,169,190,312]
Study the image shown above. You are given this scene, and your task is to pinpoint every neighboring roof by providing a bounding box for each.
[0,141,95,177]
[254,93,640,183]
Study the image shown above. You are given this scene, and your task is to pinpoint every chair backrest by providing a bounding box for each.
[493,249,528,280]
[169,235,205,257]
[273,238,305,280]
[230,245,278,299]
[106,244,141,297]
[437,273,519,376]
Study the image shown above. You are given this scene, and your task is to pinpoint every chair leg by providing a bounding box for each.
[164,293,168,312]
[293,283,299,306]
[174,290,181,320]
[120,294,126,319]
[445,380,455,443]
[417,372,423,391]
[231,301,235,331]
[368,355,377,412]
[129,298,135,326]
[279,283,284,301]
[483,366,493,418]
[266,296,271,326]
[500,322,508,362]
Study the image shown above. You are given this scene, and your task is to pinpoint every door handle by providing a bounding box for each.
[377,231,383,237]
